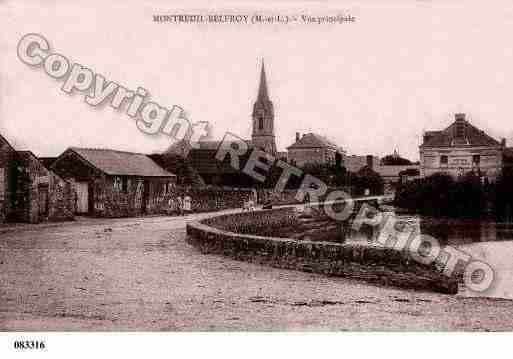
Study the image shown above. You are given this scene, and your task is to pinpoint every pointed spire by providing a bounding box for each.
[257,59,269,101]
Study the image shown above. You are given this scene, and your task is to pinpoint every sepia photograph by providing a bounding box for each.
[1,0,513,357]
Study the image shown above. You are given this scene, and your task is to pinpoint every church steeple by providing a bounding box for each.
[257,60,269,101]
[252,59,277,155]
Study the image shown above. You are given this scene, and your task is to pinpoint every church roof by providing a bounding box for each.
[422,115,500,148]
[287,133,341,151]
[165,139,255,175]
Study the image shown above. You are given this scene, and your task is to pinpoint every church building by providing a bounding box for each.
[163,60,278,185]
[251,60,277,155]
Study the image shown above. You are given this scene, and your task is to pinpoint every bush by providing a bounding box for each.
[395,172,486,217]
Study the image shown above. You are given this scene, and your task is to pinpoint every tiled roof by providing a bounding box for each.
[69,147,175,177]
[422,120,500,147]
[287,133,341,150]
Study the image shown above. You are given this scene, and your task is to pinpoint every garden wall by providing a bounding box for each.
[186,209,459,294]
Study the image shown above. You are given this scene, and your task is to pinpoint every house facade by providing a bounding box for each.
[287,132,345,167]
[51,147,176,217]
[420,113,504,181]
[0,134,74,223]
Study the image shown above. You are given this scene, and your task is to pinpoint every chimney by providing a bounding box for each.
[296,132,300,142]
[423,132,431,144]
[455,113,466,138]
[455,113,466,121]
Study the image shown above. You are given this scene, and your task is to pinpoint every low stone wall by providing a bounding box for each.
[186,209,459,294]
[256,186,354,206]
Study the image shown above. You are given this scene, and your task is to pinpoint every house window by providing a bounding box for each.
[440,155,448,165]
[473,155,480,165]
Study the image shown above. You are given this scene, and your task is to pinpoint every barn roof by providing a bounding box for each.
[67,147,176,177]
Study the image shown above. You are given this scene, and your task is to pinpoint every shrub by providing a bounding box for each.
[395,172,486,217]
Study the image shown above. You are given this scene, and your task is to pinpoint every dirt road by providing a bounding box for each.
[1,212,513,331]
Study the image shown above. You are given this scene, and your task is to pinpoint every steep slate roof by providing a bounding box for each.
[287,133,341,151]
[68,147,175,177]
[422,120,500,148]
[167,139,254,153]
[165,139,255,175]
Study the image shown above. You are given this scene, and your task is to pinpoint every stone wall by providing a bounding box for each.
[186,209,459,294]
[89,183,257,218]
[147,186,256,215]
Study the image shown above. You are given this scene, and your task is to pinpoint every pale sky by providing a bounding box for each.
[2,0,513,161]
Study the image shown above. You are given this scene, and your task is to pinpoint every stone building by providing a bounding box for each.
[51,147,176,217]
[376,164,421,184]
[344,154,379,173]
[16,151,75,223]
[0,134,74,223]
[0,134,19,223]
[420,113,504,181]
[286,132,345,167]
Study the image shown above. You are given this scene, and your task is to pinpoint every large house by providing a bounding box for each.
[0,134,74,223]
[51,147,176,217]
[419,113,505,181]
[287,132,345,167]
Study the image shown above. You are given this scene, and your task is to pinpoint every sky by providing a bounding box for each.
[2,0,513,161]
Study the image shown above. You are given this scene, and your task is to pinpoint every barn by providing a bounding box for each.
[0,134,74,223]
[51,147,176,217]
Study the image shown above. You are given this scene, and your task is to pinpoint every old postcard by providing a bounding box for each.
[1,0,512,357]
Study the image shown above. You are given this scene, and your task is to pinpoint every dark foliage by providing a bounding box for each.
[395,172,486,217]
